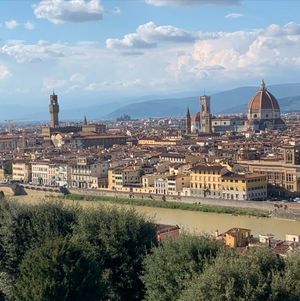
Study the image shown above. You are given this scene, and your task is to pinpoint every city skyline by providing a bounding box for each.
[0,0,300,109]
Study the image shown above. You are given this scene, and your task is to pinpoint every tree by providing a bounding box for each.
[142,234,222,301]
[0,200,80,276]
[73,207,157,301]
[271,252,300,301]
[15,237,105,301]
[179,247,285,301]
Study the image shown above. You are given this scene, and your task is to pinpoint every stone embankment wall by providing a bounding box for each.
[16,186,300,220]
[69,188,277,212]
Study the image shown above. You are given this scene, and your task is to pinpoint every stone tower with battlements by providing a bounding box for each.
[200,94,212,134]
[49,92,59,128]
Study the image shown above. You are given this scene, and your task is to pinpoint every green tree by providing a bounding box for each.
[15,237,105,301]
[0,200,80,300]
[0,200,79,276]
[271,252,300,301]
[73,207,157,301]
[180,247,285,301]
[142,234,222,301]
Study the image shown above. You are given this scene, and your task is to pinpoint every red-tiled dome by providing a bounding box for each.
[248,80,280,114]
[191,112,201,123]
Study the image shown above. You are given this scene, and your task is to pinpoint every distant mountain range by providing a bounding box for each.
[105,83,300,119]
[1,83,300,122]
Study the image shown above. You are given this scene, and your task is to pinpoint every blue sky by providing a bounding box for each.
[0,0,300,111]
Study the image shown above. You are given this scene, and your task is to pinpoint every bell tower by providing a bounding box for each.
[49,92,59,128]
[200,94,212,134]
[186,107,191,134]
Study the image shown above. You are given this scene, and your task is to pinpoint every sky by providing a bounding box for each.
[1,0,300,110]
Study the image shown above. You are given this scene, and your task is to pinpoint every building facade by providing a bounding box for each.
[12,161,32,183]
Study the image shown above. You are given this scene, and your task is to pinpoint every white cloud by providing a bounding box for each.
[2,21,300,97]
[145,0,241,6]
[33,0,103,24]
[5,20,19,30]
[168,22,300,82]
[106,21,219,50]
[0,63,10,80]
[43,73,86,91]
[24,21,35,30]
[225,13,243,18]
[1,40,75,63]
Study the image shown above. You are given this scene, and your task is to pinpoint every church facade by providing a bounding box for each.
[185,80,286,134]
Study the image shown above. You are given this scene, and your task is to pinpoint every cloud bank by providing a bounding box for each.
[106,21,220,50]
[33,0,103,24]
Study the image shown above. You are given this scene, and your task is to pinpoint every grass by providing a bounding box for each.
[65,193,270,218]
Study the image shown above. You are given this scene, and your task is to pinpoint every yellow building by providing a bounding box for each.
[0,167,5,181]
[221,172,267,201]
[189,165,225,198]
[167,174,190,196]
[225,228,251,248]
[108,167,141,191]
[12,161,32,183]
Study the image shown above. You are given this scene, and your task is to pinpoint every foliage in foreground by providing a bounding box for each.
[15,237,105,301]
[142,234,222,301]
[0,199,157,301]
[72,207,158,301]
[179,247,285,301]
[0,199,79,277]
[0,198,299,301]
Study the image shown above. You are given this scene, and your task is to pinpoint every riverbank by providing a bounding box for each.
[65,193,270,218]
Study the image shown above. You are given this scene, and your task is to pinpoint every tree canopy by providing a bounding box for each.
[15,237,105,301]
[142,234,222,301]
[73,206,158,301]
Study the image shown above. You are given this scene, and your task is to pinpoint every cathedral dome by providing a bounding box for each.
[191,112,201,123]
[248,80,280,115]
[247,80,286,131]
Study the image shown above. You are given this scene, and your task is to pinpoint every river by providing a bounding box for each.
[12,195,300,240]
[118,204,300,240]
[67,199,300,240]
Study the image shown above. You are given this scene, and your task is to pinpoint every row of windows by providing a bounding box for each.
[192,171,220,175]
[192,176,219,182]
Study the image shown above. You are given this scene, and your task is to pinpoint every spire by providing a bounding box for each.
[260,79,266,91]
[186,107,191,117]
[83,115,88,125]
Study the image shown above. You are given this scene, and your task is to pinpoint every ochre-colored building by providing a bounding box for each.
[225,228,251,248]
[12,161,32,183]
[221,172,267,201]
[189,165,225,198]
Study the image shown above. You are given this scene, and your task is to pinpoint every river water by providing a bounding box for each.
[74,200,300,240]
[13,195,300,240]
